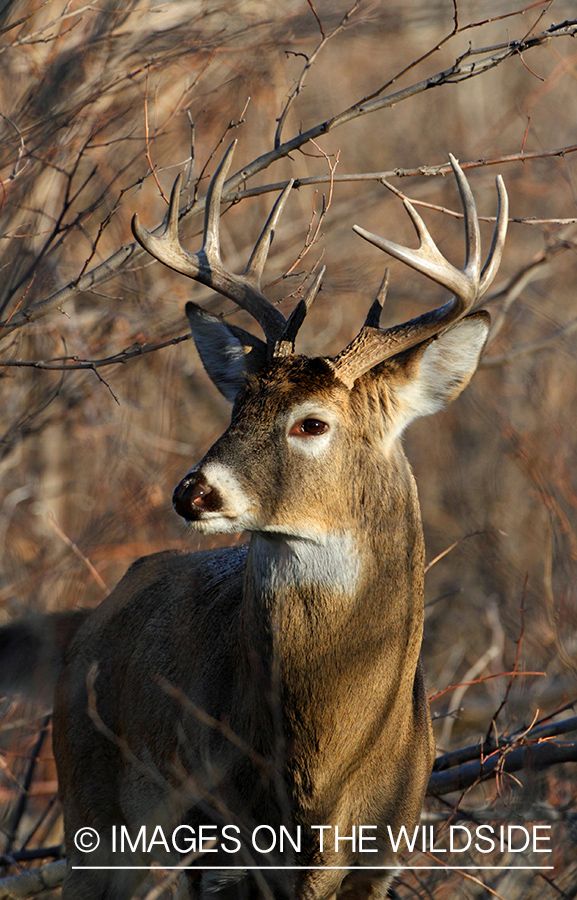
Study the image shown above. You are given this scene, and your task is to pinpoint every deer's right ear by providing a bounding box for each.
[382,311,490,438]
[185,302,267,403]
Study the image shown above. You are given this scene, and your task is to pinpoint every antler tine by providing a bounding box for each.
[245,179,295,284]
[356,219,461,309]
[202,140,237,262]
[449,153,481,285]
[131,141,288,346]
[273,266,326,358]
[131,173,201,279]
[353,156,509,325]
[302,265,326,310]
[363,269,389,328]
[478,174,509,297]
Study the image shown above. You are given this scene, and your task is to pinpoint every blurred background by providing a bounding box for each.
[0,0,576,896]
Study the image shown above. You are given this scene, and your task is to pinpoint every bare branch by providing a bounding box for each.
[428,738,577,796]
[228,142,577,202]
[274,1,360,148]
[0,332,192,371]
[0,0,53,37]
[1,18,575,338]
[0,859,66,899]
[429,715,577,796]
[429,669,545,704]
[0,845,61,866]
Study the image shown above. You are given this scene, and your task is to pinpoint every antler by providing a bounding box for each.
[132,141,306,352]
[330,156,508,388]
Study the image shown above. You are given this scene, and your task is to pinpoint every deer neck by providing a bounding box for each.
[243,448,425,613]
[237,452,426,753]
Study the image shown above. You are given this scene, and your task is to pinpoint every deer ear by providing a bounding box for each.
[386,312,490,435]
[185,302,268,403]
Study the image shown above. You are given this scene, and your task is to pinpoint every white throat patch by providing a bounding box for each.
[250,531,361,595]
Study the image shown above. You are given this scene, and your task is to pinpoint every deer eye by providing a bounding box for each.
[289,418,330,437]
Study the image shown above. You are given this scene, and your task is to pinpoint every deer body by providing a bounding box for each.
[49,145,508,899]
[55,357,436,899]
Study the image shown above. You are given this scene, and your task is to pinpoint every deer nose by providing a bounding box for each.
[189,482,213,506]
[173,473,219,519]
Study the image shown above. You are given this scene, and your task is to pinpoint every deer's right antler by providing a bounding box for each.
[132,141,296,352]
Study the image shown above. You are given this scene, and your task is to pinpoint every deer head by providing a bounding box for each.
[132,142,507,545]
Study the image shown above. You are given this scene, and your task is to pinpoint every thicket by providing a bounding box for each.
[0,1,576,897]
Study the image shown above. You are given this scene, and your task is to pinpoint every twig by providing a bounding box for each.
[0,0,53,37]
[144,72,168,204]
[274,1,359,148]
[3,715,51,855]
[429,669,545,704]
[47,514,109,595]
[0,332,192,371]
[425,530,505,574]
[269,140,339,293]
[1,19,575,337]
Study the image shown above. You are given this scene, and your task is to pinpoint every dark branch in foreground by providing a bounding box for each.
[428,715,577,796]
[0,846,62,866]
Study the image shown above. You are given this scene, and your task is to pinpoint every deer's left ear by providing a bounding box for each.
[186,302,268,403]
[384,311,490,435]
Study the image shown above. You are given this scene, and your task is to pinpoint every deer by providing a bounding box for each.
[5,142,508,900]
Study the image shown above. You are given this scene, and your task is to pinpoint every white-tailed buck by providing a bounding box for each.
[8,143,508,900]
